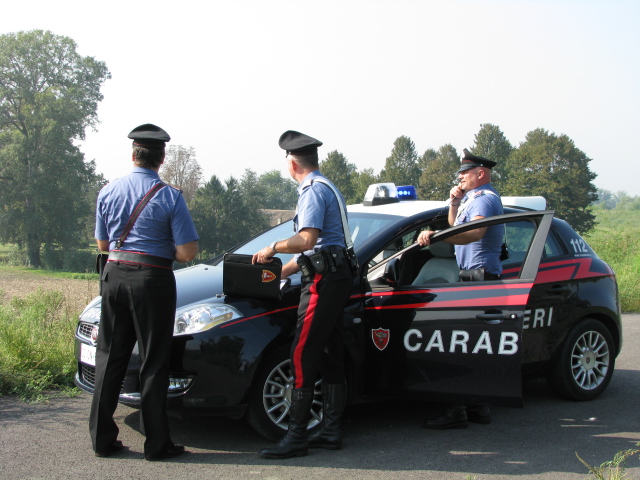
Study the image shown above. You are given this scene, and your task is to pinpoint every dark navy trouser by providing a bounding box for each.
[291,261,353,390]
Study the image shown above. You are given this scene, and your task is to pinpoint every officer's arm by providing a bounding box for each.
[96,239,110,252]
[281,228,319,253]
[446,215,487,245]
[281,257,300,278]
[175,241,198,263]
[252,228,320,264]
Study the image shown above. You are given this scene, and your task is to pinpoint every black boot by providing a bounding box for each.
[308,382,346,450]
[466,403,491,424]
[423,404,468,430]
[259,388,313,459]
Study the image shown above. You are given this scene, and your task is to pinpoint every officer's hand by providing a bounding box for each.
[252,247,275,265]
[449,185,464,204]
[417,230,436,246]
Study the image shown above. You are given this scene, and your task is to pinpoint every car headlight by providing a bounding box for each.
[80,303,102,321]
[173,303,243,336]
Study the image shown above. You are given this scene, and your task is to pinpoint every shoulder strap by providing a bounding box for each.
[311,178,353,249]
[455,189,501,224]
[115,182,166,249]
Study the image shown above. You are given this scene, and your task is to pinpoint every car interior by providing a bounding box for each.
[366,218,560,288]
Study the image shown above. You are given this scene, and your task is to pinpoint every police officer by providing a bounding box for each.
[90,124,199,460]
[417,148,504,429]
[252,131,354,459]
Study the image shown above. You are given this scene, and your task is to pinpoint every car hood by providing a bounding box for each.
[175,263,225,307]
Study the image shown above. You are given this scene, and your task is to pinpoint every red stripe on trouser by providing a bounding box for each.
[293,273,322,389]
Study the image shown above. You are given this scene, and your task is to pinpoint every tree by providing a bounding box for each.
[190,175,269,257]
[417,145,459,200]
[472,123,513,191]
[160,145,203,205]
[0,30,110,267]
[351,168,379,204]
[379,136,420,187]
[239,169,297,210]
[503,129,597,233]
[320,150,357,203]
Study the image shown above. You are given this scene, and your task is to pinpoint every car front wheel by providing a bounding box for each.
[245,345,323,440]
[546,318,615,401]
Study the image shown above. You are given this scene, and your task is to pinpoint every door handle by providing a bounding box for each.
[476,313,518,323]
[547,285,570,295]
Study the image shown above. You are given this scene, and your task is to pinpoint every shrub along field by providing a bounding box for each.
[0,209,638,400]
[584,209,640,313]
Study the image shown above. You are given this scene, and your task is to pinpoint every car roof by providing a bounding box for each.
[348,196,547,217]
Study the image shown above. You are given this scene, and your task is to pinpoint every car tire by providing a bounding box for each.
[245,344,323,441]
[546,318,615,401]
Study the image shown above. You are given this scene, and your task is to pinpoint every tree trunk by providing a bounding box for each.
[27,233,41,268]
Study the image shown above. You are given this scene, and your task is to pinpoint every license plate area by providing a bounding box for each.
[80,344,96,367]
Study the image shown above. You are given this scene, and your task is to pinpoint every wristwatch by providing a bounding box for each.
[269,241,278,254]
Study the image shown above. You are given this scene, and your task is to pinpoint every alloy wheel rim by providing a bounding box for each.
[570,330,610,391]
[262,359,323,430]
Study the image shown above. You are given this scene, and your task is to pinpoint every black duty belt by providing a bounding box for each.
[108,250,174,269]
[459,268,501,282]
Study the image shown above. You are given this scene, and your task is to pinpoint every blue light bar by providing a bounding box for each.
[396,186,417,200]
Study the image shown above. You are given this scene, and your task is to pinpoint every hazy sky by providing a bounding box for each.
[3,0,639,196]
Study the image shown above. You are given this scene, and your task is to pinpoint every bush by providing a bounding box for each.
[585,226,640,312]
[4,245,30,267]
[42,245,95,273]
[0,288,78,399]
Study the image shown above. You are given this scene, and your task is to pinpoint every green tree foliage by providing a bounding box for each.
[239,169,297,210]
[320,150,357,203]
[160,145,203,205]
[351,168,379,204]
[472,123,513,190]
[418,145,459,200]
[503,128,597,233]
[190,175,269,257]
[0,30,110,267]
[379,136,420,187]
[594,189,640,210]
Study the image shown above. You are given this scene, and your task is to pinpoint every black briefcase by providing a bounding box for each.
[223,253,286,301]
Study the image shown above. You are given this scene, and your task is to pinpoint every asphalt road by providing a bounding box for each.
[2,314,639,480]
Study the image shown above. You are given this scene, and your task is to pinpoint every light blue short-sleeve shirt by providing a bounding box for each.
[294,171,347,255]
[453,184,504,275]
[95,167,199,259]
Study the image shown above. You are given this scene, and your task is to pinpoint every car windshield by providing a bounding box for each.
[230,212,403,265]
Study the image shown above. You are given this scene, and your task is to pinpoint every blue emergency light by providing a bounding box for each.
[396,186,417,200]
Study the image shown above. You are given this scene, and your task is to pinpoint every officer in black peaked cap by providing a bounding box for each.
[253,130,354,459]
[90,123,199,461]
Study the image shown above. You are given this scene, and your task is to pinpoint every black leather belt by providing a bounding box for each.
[108,250,173,269]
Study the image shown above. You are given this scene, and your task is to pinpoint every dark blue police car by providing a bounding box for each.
[75,183,622,440]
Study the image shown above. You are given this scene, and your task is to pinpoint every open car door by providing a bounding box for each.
[362,211,555,407]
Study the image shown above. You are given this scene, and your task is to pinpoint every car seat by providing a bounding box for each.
[411,242,458,285]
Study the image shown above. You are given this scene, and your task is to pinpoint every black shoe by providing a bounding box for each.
[145,444,186,461]
[423,405,468,430]
[466,404,491,425]
[95,440,126,458]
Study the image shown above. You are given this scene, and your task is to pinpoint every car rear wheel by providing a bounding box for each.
[245,345,323,440]
[546,318,615,401]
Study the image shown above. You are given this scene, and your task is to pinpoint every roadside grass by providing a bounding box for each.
[0,288,80,401]
[584,213,640,312]
[576,444,640,480]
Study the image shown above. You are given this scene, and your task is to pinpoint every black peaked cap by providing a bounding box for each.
[279,130,323,155]
[128,123,171,149]
[458,148,496,172]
